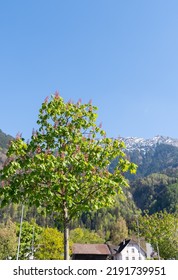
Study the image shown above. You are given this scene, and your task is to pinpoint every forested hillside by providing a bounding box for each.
[0,129,13,169]
[127,143,178,178]
[131,173,178,214]
[110,137,178,215]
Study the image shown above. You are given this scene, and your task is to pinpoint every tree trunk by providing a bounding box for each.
[63,205,70,260]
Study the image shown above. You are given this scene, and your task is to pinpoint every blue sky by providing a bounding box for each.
[0,0,178,140]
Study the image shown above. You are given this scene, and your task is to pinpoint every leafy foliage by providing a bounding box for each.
[109,216,128,245]
[78,190,138,240]
[137,212,178,259]
[16,220,42,260]
[0,219,17,259]
[0,94,136,212]
[70,227,104,244]
[35,227,64,260]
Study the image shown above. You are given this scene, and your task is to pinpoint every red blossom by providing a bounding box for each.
[54,121,59,128]
[76,145,80,152]
[44,96,49,103]
[16,132,22,140]
[45,149,51,155]
[1,181,5,188]
[84,154,88,161]
[88,106,92,112]
[61,152,65,158]
[54,91,60,99]
[36,145,41,154]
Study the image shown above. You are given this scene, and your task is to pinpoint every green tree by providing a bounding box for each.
[0,93,136,259]
[0,219,17,259]
[137,211,178,259]
[35,227,64,260]
[70,227,104,244]
[109,216,128,245]
[16,220,42,259]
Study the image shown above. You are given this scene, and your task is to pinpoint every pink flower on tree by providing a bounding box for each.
[54,91,60,99]
[1,180,5,188]
[36,145,41,154]
[44,96,49,103]
[16,132,22,140]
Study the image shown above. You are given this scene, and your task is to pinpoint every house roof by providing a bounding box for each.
[109,239,131,255]
[72,243,111,255]
[108,239,147,257]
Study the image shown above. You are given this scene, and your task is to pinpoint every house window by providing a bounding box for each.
[132,257,135,260]
[126,257,129,260]
[132,248,135,253]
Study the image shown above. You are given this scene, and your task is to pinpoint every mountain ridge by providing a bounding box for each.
[109,135,178,178]
[1,128,178,178]
[119,135,178,152]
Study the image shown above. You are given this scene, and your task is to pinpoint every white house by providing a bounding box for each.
[110,239,147,260]
[71,239,148,260]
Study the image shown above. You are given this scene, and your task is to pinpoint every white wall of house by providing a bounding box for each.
[114,242,146,260]
[146,242,155,259]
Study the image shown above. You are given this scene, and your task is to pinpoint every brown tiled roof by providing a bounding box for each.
[72,244,111,255]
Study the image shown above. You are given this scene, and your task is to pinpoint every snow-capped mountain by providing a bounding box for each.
[119,135,178,153]
[112,136,178,178]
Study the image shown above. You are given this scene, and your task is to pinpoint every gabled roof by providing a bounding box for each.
[108,239,147,256]
[116,239,131,253]
[72,243,111,255]
[108,239,131,255]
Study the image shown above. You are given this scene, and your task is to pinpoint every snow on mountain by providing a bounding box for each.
[119,135,178,153]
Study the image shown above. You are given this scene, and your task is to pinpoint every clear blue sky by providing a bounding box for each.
[0,0,178,140]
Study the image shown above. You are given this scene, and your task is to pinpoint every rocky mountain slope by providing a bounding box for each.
[118,136,178,178]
